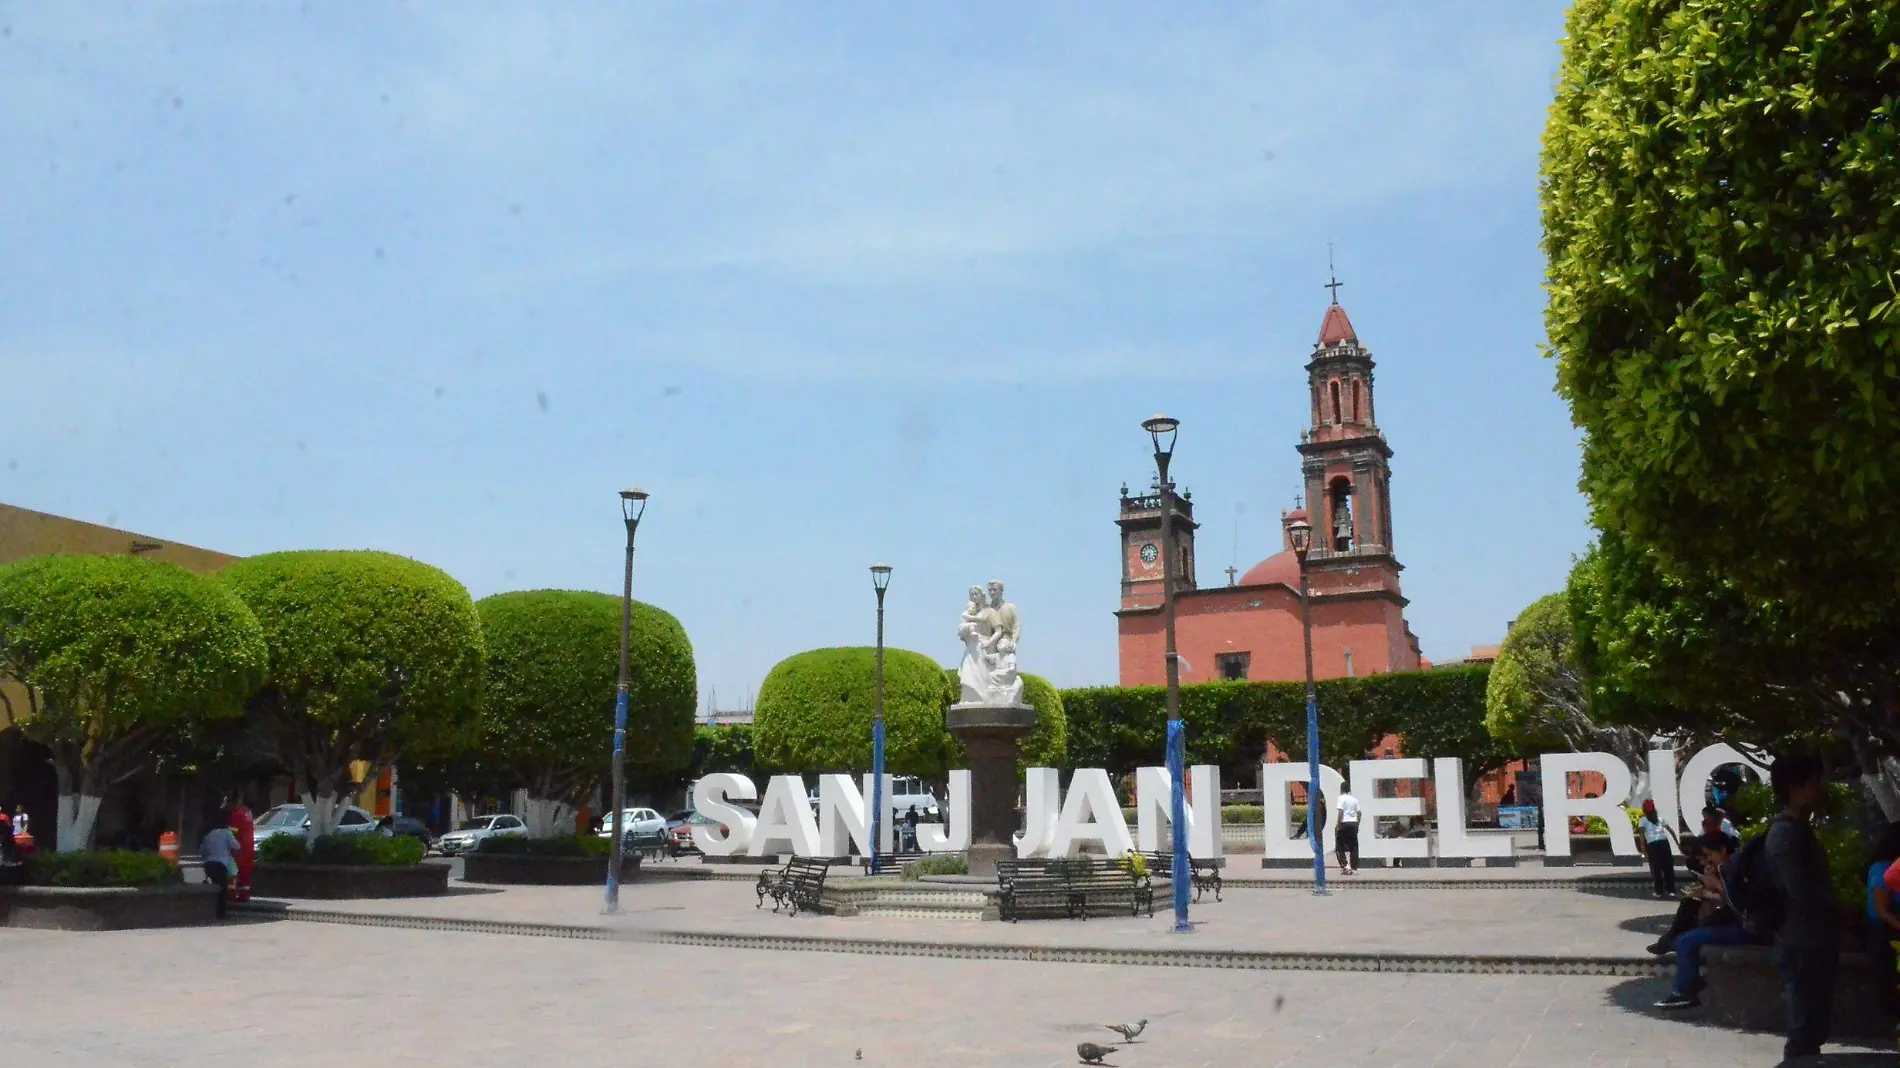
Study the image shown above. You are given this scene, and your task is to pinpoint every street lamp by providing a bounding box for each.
[1142,414,1191,934]
[869,563,893,875]
[1288,513,1327,896]
[604,487,649,915]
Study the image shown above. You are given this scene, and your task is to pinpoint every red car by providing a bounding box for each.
[666,811,726,856]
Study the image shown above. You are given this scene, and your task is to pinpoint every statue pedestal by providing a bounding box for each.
[946,702,1037,878]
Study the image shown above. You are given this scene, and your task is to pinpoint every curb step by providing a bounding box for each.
[230,903,1665,978]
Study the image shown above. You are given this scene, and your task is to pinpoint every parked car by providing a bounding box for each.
[596,807,668,853]
[436,813,527,856]
[386,815,436,852]
[667,811,725,856]
[251,804,379,846]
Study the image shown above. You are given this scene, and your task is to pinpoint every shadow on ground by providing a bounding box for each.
[1605,976,1892,1056]
[1617,911,1676,935]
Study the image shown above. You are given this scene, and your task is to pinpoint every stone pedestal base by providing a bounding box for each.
[946,702,1037,879]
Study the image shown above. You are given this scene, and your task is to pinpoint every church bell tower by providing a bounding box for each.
[1297,289,1401,589]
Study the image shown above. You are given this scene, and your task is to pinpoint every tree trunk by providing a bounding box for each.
[301,792,343,839]
[55,793,102,853]
[522,797,575,839]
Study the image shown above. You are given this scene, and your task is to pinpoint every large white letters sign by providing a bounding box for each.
[1351,758,1429,862]
[1540,752,1636,858]
[676,743,1755,863]
[1260,761,1344,860]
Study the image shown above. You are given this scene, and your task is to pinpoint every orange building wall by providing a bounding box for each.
[1119,588,1416,686]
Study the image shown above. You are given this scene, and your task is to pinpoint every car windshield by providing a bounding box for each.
[259,806,307,827]
[457,817,496,831]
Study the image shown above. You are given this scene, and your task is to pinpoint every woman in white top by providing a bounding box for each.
[1637,799,1677,898]
[1335,790,1361,875]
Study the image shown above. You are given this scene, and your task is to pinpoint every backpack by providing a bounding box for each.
[1724,832,1784,940]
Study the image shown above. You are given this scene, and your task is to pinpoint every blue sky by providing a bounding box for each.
[0,3,1588,709]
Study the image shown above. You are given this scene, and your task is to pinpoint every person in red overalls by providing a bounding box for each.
[228,799,255,902]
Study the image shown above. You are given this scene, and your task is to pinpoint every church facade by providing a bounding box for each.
[1117,298,1424,686]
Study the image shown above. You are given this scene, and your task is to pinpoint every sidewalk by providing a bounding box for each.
[236,867,1673,975]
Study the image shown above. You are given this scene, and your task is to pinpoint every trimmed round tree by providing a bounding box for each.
[222,551,484,838]
[942,668,1068,771]
[0,555,267,851]
[476,590,696,837]
[1543,0,1900,627]
[753,647,956,777]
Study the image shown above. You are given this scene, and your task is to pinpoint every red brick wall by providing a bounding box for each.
[1118,586,1419,686]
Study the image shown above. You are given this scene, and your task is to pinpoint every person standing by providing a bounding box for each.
[200,819,239,920]
[1638,799,1677,898]
[1767,754,1839,1062]
[1862,822,1900,1028]
[1335,788,1361,876]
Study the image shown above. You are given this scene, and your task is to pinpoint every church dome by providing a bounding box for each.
[1240,550,1300,588]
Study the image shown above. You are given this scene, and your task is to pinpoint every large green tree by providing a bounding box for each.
[753,647,957,777]
[1485,589,1652,801]
[1569,532,1900,814]
[1544,0,1900,628]
[222,551,484,837]
[475,590,695,836]
[0,555,267,850]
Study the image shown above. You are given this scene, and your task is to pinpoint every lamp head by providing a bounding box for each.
[1141,414,1180,462]
[620,488,649,524]
[1288,516,1312,559]
[870,562,893,592]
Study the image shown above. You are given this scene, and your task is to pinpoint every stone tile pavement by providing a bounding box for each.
[4,921,1883,1067]
[241,875,1678,961]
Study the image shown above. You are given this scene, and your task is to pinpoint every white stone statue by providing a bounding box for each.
[955,579,1024,706]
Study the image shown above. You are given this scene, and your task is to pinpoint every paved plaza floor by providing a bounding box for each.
[241,872,1680,961]
[5,920,1887,1068]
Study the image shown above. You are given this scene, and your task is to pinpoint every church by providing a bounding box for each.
[1117,296,1425,685]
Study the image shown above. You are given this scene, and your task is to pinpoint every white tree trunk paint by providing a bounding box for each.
[522,797,575,839]
[55,793,102,853]
[301,792,343,839]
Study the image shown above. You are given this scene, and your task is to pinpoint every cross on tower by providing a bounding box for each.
[1323,243,1343,305]
[1225,564,1238,587]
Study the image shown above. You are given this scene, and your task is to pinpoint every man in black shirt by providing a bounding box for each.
[1767,754,1838,1061]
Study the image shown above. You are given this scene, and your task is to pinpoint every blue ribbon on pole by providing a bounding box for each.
[605,689,629,910]
[1166,717,1190,932]
[871,717,886,875]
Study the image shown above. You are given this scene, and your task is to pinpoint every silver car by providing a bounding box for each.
[437,814,528,855]
[251,804,379,846]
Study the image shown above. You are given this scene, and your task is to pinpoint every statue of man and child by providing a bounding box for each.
[956,580,1024,707]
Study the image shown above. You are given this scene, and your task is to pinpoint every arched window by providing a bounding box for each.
[1329,380,1342,424]
[1328,477,1354,551]
[1351,379,1361,423]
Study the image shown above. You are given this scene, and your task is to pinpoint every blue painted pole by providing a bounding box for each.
[1297,553,1327,896]
[871,718,886,874]
[1167,718,1191,931]
[604,688,629,912]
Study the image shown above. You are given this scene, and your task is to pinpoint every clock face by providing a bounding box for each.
[1139,543,1159,564]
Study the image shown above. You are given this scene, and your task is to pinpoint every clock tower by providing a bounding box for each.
[1117,483,1197,612]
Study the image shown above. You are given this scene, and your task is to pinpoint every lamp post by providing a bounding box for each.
[869,563,893,875]
[604,487,648,915]
[1143,414,1192,934]
[1287,514,1327,896]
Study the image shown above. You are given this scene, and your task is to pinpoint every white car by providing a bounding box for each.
[596,807,668,847]
[437,813,528,856]
[251,804,379,846]
[805,777,942,821]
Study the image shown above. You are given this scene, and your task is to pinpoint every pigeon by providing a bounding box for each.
[1274,994,1286,1013]
[1105,1019,1148,1043]
[855,1051,862,1061]
[1077,1041,1118,1065]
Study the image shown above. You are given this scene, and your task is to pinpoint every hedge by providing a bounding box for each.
[477,834,610,858]
[753,647,957,778]
[28,849,183,888]
[257,833,426,867]
[1059,665,1518,784]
